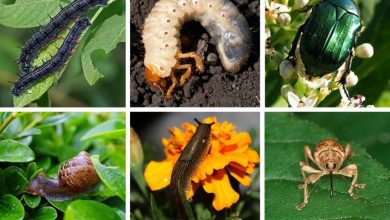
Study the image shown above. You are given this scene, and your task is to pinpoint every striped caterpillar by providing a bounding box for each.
[12,18,91,96]
[18,0,108,74]
[142,0,251,99]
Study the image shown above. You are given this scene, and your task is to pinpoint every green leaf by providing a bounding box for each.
[64,200,121,220]
[91,155,125,201]
[265,113,390,219]
[16,128,42,139]
[26,162,38,179]
[81,14,125,85]
[31,206,57,220]
[48,200,75,213]
[0,194,24,220]
[0,0,61,28]
[39,114,69,127]
[81,119,125,141]
[2,166,28,195]
[0,139,34,162]
[23,194,41,209]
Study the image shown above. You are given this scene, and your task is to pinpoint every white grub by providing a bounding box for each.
[142,0,251,97]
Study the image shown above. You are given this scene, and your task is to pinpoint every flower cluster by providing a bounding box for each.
[144,117,259,211]
[265,0,374,108]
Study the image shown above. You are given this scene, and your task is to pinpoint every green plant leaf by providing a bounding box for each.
[150,193,166,220]
[30,206,57,220]
[0,194,24,220]
[265,113,390,219]
[81,14,125,85]
[0,139,34,162]
[64,200,121,220]
[16,128,41,139]
[0,0,61,28]
[2,166,28,195]
[23,194,41,209]
[26,162,37,179]
[91,155,125,201]
[81,119,125,141]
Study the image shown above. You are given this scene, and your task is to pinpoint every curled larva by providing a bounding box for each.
[142,0,251,98]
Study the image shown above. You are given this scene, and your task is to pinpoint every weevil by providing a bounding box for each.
[296,139,365,210]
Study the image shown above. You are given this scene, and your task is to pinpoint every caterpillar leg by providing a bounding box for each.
[178,52,204,72]
[176,64,192,86]
[166,73,177,99]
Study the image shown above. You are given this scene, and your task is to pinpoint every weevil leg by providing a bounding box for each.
[165,73,177,99]
[296,162,325,210]
[335,164,365,199]
[304,145,316,165]
[178,52,204,72]
[176,64,193,86]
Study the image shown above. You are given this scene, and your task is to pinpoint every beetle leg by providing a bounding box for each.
[304,145,315,165]
[165,73,178,99]
[175,64,193,86]
[338,49,354,100]
[296,162,325,210]
[334,164,365,199]
[177,52,204,72]
[343,144,351,162]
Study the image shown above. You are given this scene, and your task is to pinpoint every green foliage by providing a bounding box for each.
[0,112,125,220]
[0,0,125,107]
[265,113,390,219]
[266,0,390,107]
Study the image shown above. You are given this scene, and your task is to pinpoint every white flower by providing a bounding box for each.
[287,92,317,108]
[303,75,332,90]
[338,94,372,108]
[355,43,374,58]
[266,1,291,24]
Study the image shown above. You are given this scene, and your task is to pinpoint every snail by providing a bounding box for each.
[25,151,100,202]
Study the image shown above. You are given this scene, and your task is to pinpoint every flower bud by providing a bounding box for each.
[277,13,291,26]
[130,127,144,169]
[346,71,358,87]
[279,60,296,80]
[295,0,309,8]
[355,43,374,58]
[281,84,294,100]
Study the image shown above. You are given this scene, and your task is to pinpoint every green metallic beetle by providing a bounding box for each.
[286,0,362,98]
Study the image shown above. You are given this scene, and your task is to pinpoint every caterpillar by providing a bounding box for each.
[18,0,108,74]
[170,119,213,220]
[12,18,91,96]
[142,0,251,99]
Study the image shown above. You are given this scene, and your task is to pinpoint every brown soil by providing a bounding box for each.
[130,0,260,107]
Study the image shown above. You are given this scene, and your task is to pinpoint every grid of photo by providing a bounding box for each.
[0,0,389,219]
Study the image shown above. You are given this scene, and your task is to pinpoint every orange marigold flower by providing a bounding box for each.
[144,116,260,211]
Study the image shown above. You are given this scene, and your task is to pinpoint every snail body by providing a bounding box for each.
[26,151,100,202]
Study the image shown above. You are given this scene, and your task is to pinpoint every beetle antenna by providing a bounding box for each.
[329,171,334,198]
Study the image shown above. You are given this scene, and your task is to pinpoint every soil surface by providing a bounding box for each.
[130,0,260,107]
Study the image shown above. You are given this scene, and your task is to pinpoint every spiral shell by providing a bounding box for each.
[58,151,100,193]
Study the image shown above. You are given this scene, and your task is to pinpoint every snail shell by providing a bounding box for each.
[26,151,100,201]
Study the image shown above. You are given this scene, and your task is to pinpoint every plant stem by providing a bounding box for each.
[0,112,19,134]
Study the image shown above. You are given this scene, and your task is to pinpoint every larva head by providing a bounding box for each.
[144,64,169,92]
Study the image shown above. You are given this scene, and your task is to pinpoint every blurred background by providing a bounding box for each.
[0,0,125,107]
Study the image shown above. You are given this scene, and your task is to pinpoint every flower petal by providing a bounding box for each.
[144,160,174,190]
[202,169,239,211]
[227,165,252,186]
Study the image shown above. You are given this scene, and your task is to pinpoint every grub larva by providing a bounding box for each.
[142,0,251,98]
